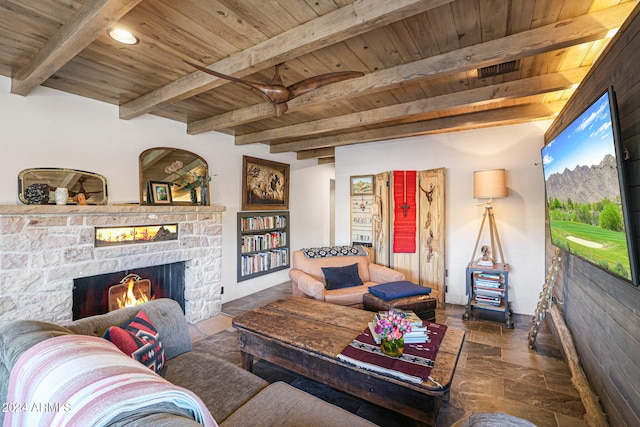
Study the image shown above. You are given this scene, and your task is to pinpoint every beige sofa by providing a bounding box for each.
[289,249,405,307]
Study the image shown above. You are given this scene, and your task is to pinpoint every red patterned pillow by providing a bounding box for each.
[103,310,166,373]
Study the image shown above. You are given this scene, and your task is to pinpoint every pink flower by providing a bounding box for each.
[389,329,403,340]
[375,309,412,341]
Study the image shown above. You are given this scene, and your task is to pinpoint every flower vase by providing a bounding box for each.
[54,187,69,205]
[200,184,208,206]
[381,337,404,357]
[190,188,197,204]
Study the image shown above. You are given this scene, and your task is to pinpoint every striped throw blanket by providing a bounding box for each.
[3,335,217,427]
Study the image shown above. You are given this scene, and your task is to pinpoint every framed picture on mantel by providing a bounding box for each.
[242,156,289,210]
[148,181,172,205]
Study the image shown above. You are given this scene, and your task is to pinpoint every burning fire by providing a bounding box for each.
[116,277,149,309]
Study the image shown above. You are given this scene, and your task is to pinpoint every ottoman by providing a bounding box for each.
[363,293,437,322]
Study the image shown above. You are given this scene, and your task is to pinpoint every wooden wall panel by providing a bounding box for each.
[543,5,640,426]
[419,168,446,306]
[373,172,390,266]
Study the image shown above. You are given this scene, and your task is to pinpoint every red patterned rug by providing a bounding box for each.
[337,321,448,384]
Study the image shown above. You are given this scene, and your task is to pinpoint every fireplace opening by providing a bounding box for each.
[108,273,151,311]
[73,262,185,320]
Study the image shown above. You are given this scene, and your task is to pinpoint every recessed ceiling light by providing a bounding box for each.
[107,28,139,45]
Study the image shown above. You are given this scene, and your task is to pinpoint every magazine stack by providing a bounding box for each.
[473,272,504,307]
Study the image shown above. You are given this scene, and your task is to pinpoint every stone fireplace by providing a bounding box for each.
[0,204,225,324]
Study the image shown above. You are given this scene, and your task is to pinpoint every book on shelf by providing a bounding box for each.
[474,287,504,297]
[476,259,494,267]
[474,280,501,288]
[473,272,503,289]
[241,231,287,253]
[240,248,289,276]
[473,272,502,280]
[475,295,502,306]
[240,215,287,231]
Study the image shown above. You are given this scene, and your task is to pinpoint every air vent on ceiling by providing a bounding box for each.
[477,60,520,79]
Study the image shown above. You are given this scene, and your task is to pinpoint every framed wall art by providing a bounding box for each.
[350,175,374,195]
[148,181,172,205]
[242,156,289,210]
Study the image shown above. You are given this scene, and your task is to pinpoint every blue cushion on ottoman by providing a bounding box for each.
[368,281,432,300]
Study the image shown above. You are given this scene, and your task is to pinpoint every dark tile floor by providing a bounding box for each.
[203,282,587,427]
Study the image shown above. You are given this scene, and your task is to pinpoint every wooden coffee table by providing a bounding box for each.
[232,297,465,427]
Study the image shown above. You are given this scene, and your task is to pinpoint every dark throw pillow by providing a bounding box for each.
[322,263,364,290]
[103,310,166,373]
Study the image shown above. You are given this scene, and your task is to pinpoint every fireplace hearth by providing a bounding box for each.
[73,263,185,320]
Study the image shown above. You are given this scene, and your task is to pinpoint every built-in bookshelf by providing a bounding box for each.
[237,211,289,281]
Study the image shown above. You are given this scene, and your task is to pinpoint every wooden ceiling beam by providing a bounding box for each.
[11,0,141,96]
[188,3,632,135]
[119,0,453,120]
[270,102,565,153]
[238,67,587,146]
[296,147,335,160]
[317,157,335,165]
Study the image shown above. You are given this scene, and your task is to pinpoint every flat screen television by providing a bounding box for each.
[541,87,638,286]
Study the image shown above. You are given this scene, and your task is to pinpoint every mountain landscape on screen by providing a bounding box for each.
[544,154,620,204]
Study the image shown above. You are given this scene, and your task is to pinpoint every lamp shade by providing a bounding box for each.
[474,169,507,199]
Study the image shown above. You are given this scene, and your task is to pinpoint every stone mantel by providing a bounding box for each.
[0,204,226,216]
[1,204,227,325]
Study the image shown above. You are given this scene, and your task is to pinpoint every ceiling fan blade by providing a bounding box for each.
[184,61,363,113]
[183,60,266,94]
[184,60,290,104]
[288,71,364,99]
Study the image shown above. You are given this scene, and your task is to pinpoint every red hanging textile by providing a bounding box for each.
[393,170,416,253]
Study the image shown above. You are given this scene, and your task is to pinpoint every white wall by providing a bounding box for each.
[0,75,551,313]
[0,76,333,304]
[334,123,551,315]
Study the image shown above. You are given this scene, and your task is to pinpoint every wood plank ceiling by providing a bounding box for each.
[1,0,637,163]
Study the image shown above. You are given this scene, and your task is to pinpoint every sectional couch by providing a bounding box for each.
[0,298,376,426]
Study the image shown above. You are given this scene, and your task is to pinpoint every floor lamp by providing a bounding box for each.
[470,169,507,265]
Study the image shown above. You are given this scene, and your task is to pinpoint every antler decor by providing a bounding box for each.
[184,61,364,116]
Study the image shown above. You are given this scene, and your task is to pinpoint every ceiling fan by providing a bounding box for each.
[184,61,364,116]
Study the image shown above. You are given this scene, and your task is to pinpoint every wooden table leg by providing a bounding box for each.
[240,351,254,372]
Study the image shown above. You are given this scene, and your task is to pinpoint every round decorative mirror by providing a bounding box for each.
[139,147,210,205]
